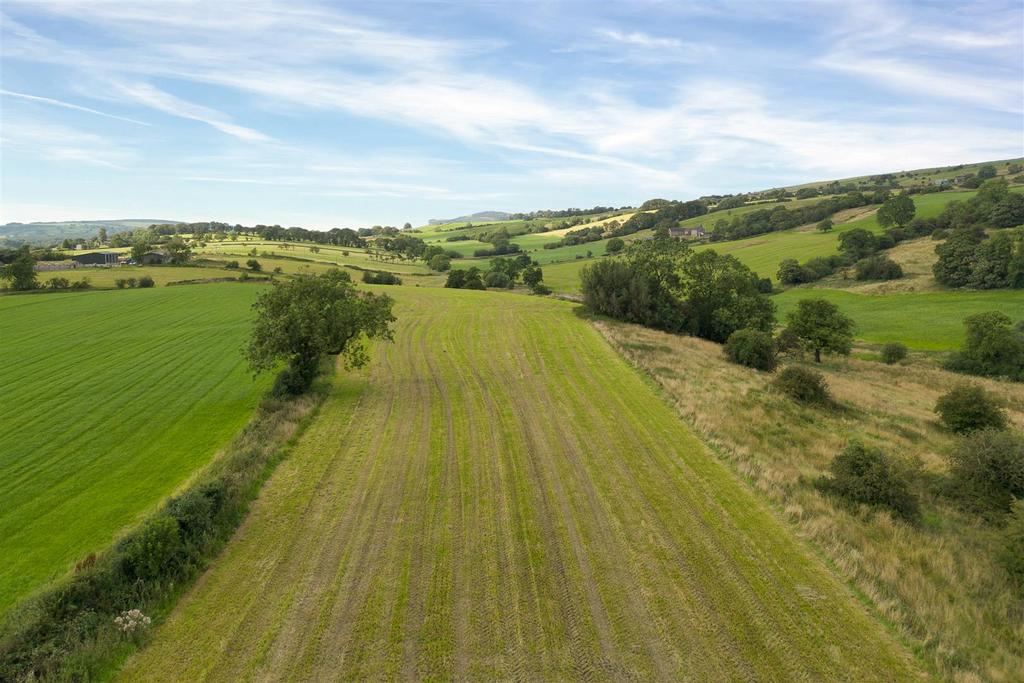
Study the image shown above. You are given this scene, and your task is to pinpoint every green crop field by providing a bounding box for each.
[0,284,271,615]
[118,287,919,681]
[773,288,1024,350]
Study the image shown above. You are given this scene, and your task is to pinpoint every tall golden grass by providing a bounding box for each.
[597,320,1024,682]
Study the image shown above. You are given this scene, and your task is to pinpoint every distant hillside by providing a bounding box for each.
[427,211,511,226]
[0,219,180,246]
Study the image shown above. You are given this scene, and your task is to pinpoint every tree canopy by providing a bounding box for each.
[784,298,854,362]
[245,270,395,394]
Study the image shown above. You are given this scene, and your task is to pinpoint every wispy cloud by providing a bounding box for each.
[108,81,271,142]
[0,120,136,167]
[0,89,151,125]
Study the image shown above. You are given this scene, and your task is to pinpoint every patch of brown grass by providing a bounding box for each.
[596,320,1024,682]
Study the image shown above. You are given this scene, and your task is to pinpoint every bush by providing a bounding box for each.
[934,384,1007,433]
[47,277,70,290]
[126,278,137,288]
[531,282,551,295]
[605,237,625,254]
[946,429,1024,514]
[881,342,908,364]
[724,328,777,371]
[773,366,831,405]
[120,515,182,581]
[246,259,262,272]
[1002,501,1024,590]
[361,270,402,285]
[225,260,239,269]
[114,278,127,289]
[855,255,903,281]
[818,441,919,520]
[137,275,155,288]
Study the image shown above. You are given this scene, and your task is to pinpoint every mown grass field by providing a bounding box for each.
[598,321,1024,681]
[773,288,1024,350]
[119,287,919,681]
[198,242,431,275]
[0,284,270,616]
[34,265,247,289]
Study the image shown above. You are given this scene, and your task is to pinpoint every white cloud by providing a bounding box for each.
[108,82,271,142]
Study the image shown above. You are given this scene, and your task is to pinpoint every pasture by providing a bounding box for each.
[0,284,270,615]
[119,287,919,681]
[773,288,1024,350]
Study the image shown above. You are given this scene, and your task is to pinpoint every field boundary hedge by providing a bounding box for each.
[0,362,336,680]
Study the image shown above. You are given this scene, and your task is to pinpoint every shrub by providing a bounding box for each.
[1002,501,1024,590]
[724,328,777,371]
[881,342,908,364]
[48,277,70,290]
[361,270,401,285]
[818,441,919,520]
[126,278,137,288]
[273,266,283,274]
[429,253,451,271]
[605,237,625,254]
[855,255,903,281]
[120,515,182,581]
[70,278,91,290]
[934,384,1007,434]
[773,366,831,405]
[114,278,127,289]
[246,259,262,272]
[946,429,1024,514]
[531,282,551,295]
[225,260,239,269]
[137,275,155,288]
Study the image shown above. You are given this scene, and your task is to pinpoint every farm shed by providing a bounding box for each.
[71,251,120,266]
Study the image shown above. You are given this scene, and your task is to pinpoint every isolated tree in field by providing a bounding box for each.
[784,298,854,362]
[816,218,833,233]
[606,237,625,254]
[876,194,916,229]
[429,253,451,271]
[1,246,37,291]
[246,270,395,394]
[247,259,262,272]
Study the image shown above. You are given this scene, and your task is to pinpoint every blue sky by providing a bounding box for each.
[1,0,1022,228]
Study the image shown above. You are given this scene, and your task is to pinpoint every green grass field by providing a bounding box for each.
[773,288,1024,350]
[34,265,250,289]
[198,242,431,275]
[118,287,919,681]
[0,284,270,615]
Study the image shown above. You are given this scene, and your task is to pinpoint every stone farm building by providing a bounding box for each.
[668,225,706,239]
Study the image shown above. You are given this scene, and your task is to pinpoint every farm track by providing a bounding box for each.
[118,287,923,681]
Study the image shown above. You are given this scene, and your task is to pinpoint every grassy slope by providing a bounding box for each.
[0,284,270,615]
[597,321,1024,681]
[773,288,1024,350]
[119,287,919,681]
[544,190,989,294]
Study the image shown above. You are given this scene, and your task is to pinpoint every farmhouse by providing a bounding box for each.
[71,251,119,266]
[669,225,706,239]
